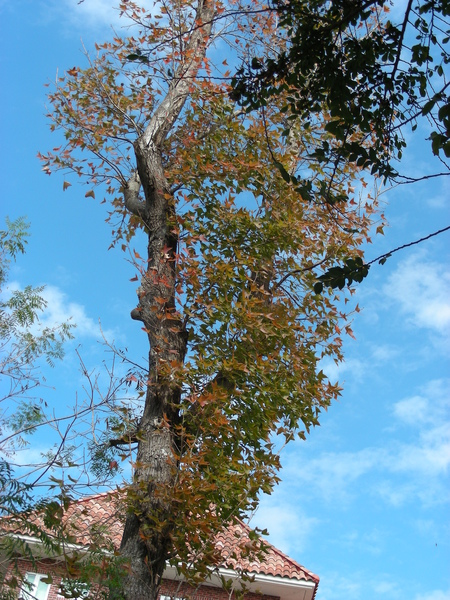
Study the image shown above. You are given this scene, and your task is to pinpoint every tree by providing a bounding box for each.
[39,1,382,598]
[0,217,76,596]
[0,217,74,456]
[0,219,132,599]
[231,0,449,288]
[233,0,449,179]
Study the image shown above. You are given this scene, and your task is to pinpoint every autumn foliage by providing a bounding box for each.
[39,1,382,597]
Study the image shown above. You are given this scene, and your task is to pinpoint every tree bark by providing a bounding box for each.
[119,2,215,598]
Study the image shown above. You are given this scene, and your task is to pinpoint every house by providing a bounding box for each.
[2,492,319,600]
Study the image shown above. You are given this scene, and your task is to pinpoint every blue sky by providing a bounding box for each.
[1,1,449,599]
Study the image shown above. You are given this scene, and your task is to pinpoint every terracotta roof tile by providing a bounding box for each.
[13,492,318,585]
[214,520,318,583]
[59,491,125,548]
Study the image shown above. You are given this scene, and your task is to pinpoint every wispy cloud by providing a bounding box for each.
[413,590,450,600]
[383,253,450,333]
[284,447,382,504]
[5,281,116,341]
[368,343,400,363]
[320,356,366,386]
[427,188,449,210]
[389,379,450,493]
[251,502,320,556]
[45,0,145,32]
[393,379,450,427]
[46,0,122,30]
[320,338,403,390]
[314,572,364,600]
[317,570,442,600]
[281,379,450,507]
[40,285,101,337]
[394,423,450,477]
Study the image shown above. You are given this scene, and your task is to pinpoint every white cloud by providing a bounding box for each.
[414,590,450,600]
[252,502,319,556]
[317,570,414,600]
[40,285,104,338]
[45,0,121,30]
[314,572,363,600]
[330,527,386,557]
[393,379,450,427]
[393,394,430,425]
[369,344,400,363]
[383,253,450,333]
[9,445,55,469]
[320,343,402,391]
[4,281,114,341]
[413,518,438,537]
[427,191,449,210]
[45,0,147,32]
[29,285,98,340]
[374,480,416,507]
[394,424,450,477]
[279,379,450,507]
[283,436,450,507]
[373,580,401,596]
[318,570,448,600]
[283,447,382,503]
[390,380,450,482]
[320,356,366,386]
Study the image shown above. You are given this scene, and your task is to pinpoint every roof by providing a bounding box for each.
[55,492,318,584]
[214,520,318,583]
[8,491,319,598]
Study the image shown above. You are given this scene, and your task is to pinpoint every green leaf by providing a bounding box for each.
[422,100,435,115]
[313,281,324,294]
[274,161,291,183]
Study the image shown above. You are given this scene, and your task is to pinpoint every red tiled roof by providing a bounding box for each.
[56,492,318,585]
[214,521,318,583]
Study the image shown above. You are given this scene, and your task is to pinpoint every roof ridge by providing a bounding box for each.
[69,490,119,503]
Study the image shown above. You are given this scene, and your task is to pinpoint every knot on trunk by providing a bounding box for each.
[131,307,144,321]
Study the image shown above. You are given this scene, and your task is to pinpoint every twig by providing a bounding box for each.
[367,225,450,266]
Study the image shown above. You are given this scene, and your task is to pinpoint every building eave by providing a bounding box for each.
[8,534,319,600]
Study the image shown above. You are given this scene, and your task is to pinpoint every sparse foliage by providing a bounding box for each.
[0,218,75,455]
[0,219,77,595]
[232,0,449,179]
[231,0,450,288]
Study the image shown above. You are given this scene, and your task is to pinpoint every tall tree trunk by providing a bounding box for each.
[119,2,215,598]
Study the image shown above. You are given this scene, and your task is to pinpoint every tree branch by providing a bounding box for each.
[368,225,450,266]
[141,0,216,150]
